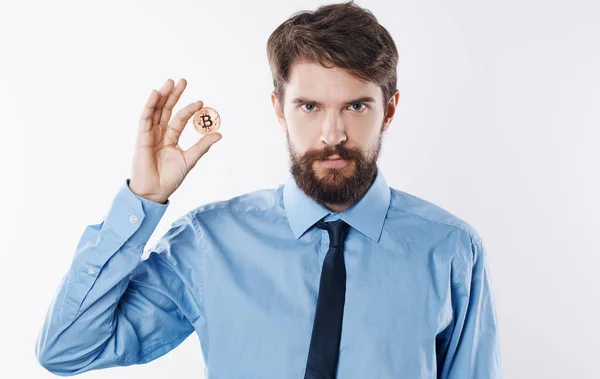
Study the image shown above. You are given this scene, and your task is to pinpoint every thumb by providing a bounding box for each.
[184,133,222,167]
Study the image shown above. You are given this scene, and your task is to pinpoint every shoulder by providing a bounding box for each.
[185,185,283,223]
[387,187,486,285]
[388,187,483,246]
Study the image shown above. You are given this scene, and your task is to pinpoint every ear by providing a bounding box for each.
[271,91,287,132]
[381,89,400,132]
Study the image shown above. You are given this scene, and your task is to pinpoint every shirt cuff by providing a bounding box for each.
[101,178,170,245]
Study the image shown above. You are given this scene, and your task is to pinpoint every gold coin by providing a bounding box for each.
[193,107,221,134]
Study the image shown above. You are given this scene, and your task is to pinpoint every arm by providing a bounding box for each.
[35,178,202,376]
[436,238,503,379]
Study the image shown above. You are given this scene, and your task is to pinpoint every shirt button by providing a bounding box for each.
[87,267,95,274]
[130,215,138,224]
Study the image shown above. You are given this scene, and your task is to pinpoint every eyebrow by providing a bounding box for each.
[291,96,376,106]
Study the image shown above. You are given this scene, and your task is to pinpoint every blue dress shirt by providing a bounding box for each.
[35,165,502,378]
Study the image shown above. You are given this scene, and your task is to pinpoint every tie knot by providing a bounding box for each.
[316,219,350,247]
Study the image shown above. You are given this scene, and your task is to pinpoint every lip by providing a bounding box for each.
[320,158,348,168]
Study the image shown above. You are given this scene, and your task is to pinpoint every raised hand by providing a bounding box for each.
[129,78,222,203]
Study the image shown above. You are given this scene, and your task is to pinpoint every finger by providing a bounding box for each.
[183,132,222,168]
[164,100,204,146]
[152,79,175,125]
[159,78,187,126]
[139,89,160,133]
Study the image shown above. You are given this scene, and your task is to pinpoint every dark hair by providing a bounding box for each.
[266,1,398,109]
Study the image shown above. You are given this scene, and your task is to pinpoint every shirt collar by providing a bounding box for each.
[282,164,391,243]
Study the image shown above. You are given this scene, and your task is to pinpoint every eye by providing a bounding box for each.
[300,103,318,112]
[348,103,367,111]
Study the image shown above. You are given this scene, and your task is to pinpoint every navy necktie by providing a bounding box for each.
[304,219,351,379]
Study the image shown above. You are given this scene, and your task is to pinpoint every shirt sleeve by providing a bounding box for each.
[35,178,202,376]
[436,237,503,378]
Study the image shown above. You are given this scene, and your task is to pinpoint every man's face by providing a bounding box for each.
[271,60,399,210]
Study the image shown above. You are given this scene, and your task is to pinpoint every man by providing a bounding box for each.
[35,1,502,378]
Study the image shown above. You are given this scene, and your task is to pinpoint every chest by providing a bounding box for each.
[197,234,454,377]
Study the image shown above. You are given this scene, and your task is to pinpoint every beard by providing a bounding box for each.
[286,130,383,207]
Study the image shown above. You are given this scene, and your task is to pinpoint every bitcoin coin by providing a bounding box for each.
[193,107,221,134]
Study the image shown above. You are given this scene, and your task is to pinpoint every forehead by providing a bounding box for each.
[285,60,381,103]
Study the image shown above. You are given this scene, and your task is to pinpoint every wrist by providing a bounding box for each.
[128,183,168,204]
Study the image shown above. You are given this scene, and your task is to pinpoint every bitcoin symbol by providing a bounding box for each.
[200,113,213,130]
[193,107,220,135]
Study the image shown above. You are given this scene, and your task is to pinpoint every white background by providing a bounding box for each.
[1,0,598,378]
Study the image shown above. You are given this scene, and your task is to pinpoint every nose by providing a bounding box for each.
[320,113,347,147]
